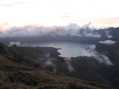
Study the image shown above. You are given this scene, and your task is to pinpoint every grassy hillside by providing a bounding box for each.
[0,43,113,89]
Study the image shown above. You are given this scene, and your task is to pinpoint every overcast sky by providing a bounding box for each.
[0,0,119,28]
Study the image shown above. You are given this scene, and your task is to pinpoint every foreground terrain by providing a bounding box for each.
[0,43,114,89]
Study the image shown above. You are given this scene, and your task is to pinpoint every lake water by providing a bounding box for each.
[22,42,113,65]
[37,42,96,57]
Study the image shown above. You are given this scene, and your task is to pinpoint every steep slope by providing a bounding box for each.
[0,43,113,89]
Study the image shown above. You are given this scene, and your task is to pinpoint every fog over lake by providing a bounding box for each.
[36,42,96,57]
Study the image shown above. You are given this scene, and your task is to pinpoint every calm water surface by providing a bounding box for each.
[37,42,95,57]
[22,42,112,65]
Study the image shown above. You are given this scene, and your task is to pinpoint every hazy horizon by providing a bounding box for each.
[0,0,119,31]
